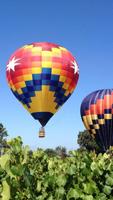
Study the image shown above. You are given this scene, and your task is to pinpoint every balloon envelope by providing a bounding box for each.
[6,42,79,127]
[81,89,113,151]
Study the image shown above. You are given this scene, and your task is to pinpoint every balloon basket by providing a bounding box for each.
[39,127,45,138]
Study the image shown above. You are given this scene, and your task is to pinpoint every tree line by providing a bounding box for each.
[0,123,101,157]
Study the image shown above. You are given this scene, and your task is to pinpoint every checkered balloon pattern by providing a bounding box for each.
[6,42,79,126]
[81,89,113,151]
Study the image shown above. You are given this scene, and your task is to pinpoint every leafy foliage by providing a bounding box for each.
[45,146,67,158]
[1,137,113,199]
[44,148,56,157]
[0,123,9,156]
[55,146,67,158]
[77,130,101,153]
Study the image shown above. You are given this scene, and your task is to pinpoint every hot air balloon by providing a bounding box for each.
[81,89,113,152]
[6,42,79,137]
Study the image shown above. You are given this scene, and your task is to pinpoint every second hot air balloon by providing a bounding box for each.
[81,89,113,152]
[6,42,79,137]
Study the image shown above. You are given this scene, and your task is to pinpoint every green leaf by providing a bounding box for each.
[48,159,54,169]
[67,164,76,175]
[83,195,94,200]
[11,165,24,176]
[37,181,41,192]
[55,187,65,199]
[0,154,10,169]
[23,177,30,187]
[103,185,112,195]
[47,195,53,200]
[106,176,113,186]
[95,193,107,200]
[67,188,80,199]
[22,145,30,164]
[11,178,20,188]
[91,161,97,171]
[91,161,103,175]
[83,182,97,194]
[56,175,67,186]
[1,180,10,200]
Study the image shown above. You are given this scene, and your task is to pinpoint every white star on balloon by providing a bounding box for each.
[7,57,21,71]
[71,60,79,74]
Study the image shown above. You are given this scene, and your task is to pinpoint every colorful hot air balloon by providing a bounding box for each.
[81,89,113,152]
[6,42,79,137]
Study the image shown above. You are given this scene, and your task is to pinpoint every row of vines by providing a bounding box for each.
[0,137,113,199]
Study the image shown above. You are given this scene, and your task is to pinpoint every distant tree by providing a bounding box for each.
[37,148,44,151]
[55,146,67,158]
[77,130,100,153]
[0,123,9,155]
[45,148,56,157]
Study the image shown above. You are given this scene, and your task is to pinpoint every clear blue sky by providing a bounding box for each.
[0,0,113,150]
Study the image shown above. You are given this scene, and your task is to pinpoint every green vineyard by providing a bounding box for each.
[1,137,113,200]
